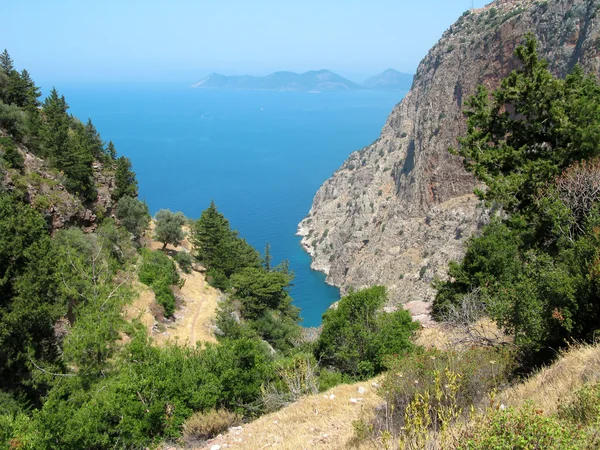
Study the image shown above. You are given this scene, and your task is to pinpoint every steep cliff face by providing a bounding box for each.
[299,0,600,319]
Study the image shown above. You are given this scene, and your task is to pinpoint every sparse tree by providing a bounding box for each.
[154,209,186,249]
[115,195,150,240]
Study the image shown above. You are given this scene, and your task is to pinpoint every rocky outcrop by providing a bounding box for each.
[299,0,600,316]
[3,140,117,233]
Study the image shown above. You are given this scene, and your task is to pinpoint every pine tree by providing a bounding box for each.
[114,156,138,200]
[263,242,272,271]
[106,141,117,160]
[85,118,105,160]
[20,69,41,108]
[0,49,14,74]
[41,88,70,160]
[190,201,232,268]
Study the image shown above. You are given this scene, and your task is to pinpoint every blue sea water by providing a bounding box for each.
[59,84,405,326]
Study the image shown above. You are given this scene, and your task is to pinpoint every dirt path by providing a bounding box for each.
[124,223,220,347]
[156,266,220,346]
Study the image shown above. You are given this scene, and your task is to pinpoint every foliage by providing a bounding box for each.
[113,155,137,201]
[190,201,262,281]
[10,334,273,449]
[115,195,150,239]
[154,209,186,249]
[456,403,595,450]
[259,353,319,412]
[315,286,418,378]
[0,195,65,398]
[0,101,26,141]
[173,250,193,274]
[375,347,513,443]
[558,381,600,426]
[434,36,600,353]
[139,248,181,316]
[0,136,23,170]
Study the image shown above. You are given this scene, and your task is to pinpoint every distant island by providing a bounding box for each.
[191,69,413,92]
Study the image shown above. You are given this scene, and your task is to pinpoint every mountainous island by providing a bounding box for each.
[191,68,413,92]
[3,0,600,448]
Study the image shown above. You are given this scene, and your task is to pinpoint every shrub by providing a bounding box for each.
[139,249,181,317]
[173,250,193,274]
[456,403,593,450]
[0,137,24,170]
[183,409,241,445]
[0,101,26,141]
[558,381,600,426]
[154,282,175,316]
[139,248,180,287]
[375,347,513,441]
[315,286,418,378]
[115,195,150,239]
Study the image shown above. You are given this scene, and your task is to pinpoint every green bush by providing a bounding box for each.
[115,195,150,239]
[173,250,193,274]
[154,282,175,316]
[558,382,600,426]
[456,403,594,450]
[139,248,180,287]
[315,286,418,379]
[0,137,23,170]
[19,334,273,449]
[139,249,181,317]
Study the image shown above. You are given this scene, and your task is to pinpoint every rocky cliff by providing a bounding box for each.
[1,132,117,233]
[298,0,600,322]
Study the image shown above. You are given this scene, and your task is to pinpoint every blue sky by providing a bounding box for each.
[3,0,488,84]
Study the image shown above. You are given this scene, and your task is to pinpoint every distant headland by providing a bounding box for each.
[191,68,413,92]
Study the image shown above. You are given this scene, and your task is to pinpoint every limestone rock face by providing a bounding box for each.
[299,0,600,312]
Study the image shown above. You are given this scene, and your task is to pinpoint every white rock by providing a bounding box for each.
[329,394,336,400]
[210,445,221,450]
[357,386,367,394]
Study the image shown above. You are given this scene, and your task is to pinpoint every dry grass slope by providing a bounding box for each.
[195,379,383,450]
[501,343,600,415]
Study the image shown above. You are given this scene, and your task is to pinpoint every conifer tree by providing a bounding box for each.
[85,118,105,160]
[106,141,117,160]
[114,156,138,200]
[41,88,70,160]
[0,49,14,74]
[263,242,272,271]
[190,201,233,268]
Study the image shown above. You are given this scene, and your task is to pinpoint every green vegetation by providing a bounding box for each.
[433,36,600,354]
[0,49,135,204]
[115,195,150,240]
[154,209,186,249]
[139,248,182,316]
[316,286,418,379]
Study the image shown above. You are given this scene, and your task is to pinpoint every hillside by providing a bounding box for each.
[191,70,360,91]
[183,342,600,450]
[298,0,600,319]
[362,69,414,91]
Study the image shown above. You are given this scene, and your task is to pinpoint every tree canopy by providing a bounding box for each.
[434,36,600,354]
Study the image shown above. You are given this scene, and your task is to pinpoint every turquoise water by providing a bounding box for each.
[58,84,404,326]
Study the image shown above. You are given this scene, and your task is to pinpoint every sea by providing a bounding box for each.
[57,83,405,326]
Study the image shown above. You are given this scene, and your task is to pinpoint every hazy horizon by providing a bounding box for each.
[4,0,489,86]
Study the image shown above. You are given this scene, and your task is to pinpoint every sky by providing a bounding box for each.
[2,0,489,84]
